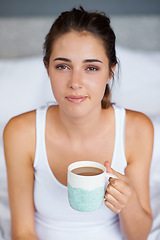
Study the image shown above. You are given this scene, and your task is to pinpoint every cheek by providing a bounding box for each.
[50,72,65,88]
[49,77,63,100]
[91,75,108,94]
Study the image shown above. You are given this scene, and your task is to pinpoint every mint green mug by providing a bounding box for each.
[67,161,117,212]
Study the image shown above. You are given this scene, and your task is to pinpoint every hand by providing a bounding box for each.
[104,161,133,213]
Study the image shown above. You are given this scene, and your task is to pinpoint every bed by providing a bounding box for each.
[0,15,160,240]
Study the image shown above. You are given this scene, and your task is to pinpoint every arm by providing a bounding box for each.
[3,112,39,240]
[105,111,154,240]
[11,235,38,240]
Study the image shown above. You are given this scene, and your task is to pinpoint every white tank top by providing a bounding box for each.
[33,104,127,240]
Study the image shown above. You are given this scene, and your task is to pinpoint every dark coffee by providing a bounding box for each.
[71,166,103,176]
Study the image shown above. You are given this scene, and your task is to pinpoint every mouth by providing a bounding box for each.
[65,95,88,104]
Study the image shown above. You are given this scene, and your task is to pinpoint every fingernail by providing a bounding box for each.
[110,178,115,184]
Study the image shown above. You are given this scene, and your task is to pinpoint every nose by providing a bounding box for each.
[68,70,83,90]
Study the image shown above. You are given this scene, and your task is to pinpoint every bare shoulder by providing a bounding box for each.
[4,110,36,139]
[126,109,153,136]
[3,110,36,163]
[125,109,154,163]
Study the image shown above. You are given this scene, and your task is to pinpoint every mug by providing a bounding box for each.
[67,161,117,212]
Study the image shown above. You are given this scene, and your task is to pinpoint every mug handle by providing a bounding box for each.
[105,172,118,179]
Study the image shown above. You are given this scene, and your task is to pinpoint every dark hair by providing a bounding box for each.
[43,6,117,108]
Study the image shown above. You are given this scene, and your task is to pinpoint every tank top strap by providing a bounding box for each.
[34,105,49,168]
[111,105,127,175]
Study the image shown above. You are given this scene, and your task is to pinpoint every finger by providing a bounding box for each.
[104,161,127,181]
[106,183,128,206]
[104,199,121,214]
[105,192,125,210]
[109,178,133,198]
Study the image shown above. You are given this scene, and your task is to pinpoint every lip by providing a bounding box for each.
[66,95,88,104]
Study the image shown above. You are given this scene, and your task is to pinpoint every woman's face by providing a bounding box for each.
[47,31,113,118]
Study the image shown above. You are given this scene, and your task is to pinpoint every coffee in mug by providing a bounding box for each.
[71,166,104,176]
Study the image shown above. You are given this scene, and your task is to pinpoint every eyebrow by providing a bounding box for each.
[84,59,103,64]
[54,57,71,62]
[53,57,103,64]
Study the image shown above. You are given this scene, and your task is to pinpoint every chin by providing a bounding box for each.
[60,104,91,119]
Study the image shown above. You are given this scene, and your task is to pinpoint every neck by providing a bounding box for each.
[57,106,106,140]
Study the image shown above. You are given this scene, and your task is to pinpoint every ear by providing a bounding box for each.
[110,64,117,79]
[46,67,49,76]
[108,64,117,82]
[43,59,49,76]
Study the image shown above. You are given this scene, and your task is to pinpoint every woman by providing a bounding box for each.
[3,7,153,240]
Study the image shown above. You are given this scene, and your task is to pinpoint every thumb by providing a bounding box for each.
[104,161,120,178]
[104,161,125,180]
[104,161,112,173]
[104,161,119,179]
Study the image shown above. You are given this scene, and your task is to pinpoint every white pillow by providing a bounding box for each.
[0,56,54,125]
[111,45,160,118]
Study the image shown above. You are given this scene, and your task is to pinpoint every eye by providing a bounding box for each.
[86,66,99,71]
[55,65,70,70]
